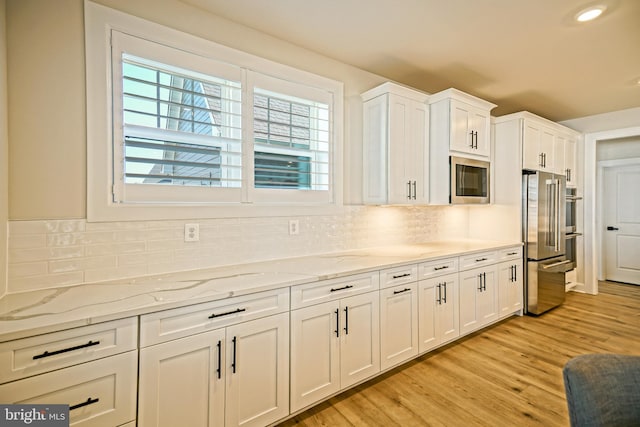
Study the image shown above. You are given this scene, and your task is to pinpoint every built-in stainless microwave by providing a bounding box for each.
[450,156,490,204]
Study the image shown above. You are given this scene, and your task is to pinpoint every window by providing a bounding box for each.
[85,2,342,220]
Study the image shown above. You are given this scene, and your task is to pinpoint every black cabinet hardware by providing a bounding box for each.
[392,273,411,279]
[478,273,483,291]
[407,181,412,199]
[32,340,100,360]
[216,340,222,379]
[475,257,488,262]
[434,265,449,271]
[231,336,237,374]
[330,285,354,292]
[70,397,99,411]
[344,307,349,335]
[436,283,442,304]
[483,272,487,291]
[607,226,619,231]
[442,282,447,304]
[334,309,340,337]
[393,288,412,295]
[412,181,417,200]
[209,308,246,319]
[507,251,518,256]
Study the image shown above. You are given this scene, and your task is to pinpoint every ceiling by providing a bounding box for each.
[180,0,639,122]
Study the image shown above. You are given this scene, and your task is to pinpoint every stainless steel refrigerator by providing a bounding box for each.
[523,171,573,315]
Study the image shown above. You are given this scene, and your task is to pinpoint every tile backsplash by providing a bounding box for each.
[7,205,469,293]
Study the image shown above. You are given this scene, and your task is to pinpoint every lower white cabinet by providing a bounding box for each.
[290,291,380,413]
[380,283,419,370]
[0,351,137,427]
[418,272,460,353]
[459,265,499,335]
[498,259,523,318]
[138,312,289,427]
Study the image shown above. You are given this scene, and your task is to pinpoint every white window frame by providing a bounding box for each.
[85,1,343,221]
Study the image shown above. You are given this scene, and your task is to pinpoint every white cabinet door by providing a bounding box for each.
[290,301,341,413]
[418,273,459,354]
[380,283,418,370]
[564,136,577,187]
[388,93,428,204]
[523,120,555,172]
[498,260,523,318]
[554,134,566,176]
[450,100,490,157]
[340,292,380,389]
[139,330,225,427]
[459,266,498,335]
[225,313,289,427]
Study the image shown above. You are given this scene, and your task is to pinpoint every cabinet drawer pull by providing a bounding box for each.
[433,265,449,271]
[392,273,411,279]
[70,397,100,411]
[393,288,412,295]
[32,340,100,360]
[330,285,354,293]
[208,308,246,319]
[507,251,518,256]
[475,257,488,262]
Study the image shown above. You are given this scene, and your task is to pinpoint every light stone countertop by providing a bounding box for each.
[0,239,521,342]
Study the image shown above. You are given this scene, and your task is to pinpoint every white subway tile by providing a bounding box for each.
[8,272,85,293]
[8,262,49,278]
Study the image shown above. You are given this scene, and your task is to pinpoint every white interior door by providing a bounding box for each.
[603,164,640,285]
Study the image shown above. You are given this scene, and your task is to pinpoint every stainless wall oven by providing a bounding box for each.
[565,188,582,267]
[450,156,490,204]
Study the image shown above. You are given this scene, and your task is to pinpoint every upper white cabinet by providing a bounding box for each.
[429,88,496,158]
[522,119,556,172]
[362,82,430,204]
[563,134,578,188]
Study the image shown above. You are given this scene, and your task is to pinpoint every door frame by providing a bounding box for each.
[584,126,640,294]
[596,157,640,282]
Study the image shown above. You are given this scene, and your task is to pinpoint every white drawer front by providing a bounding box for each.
[498,246,523,261]
[379,265,418,289]
[140,287,289,347]
[0,318,137,384]
[459,251,498,271]
[291,272,380,309]
[419,257,459,279]
[0,351,137,427]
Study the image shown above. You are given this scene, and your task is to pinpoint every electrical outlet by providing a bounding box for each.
[288,219,300,236]
[184,223,200,242]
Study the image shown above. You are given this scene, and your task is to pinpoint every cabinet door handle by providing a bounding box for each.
[70,397,100,411]
[543,153,547,168]
[393,288,412,295]
[478,273,483,291]
[344,306,349,335]
[513,265,517,282]
[231,336,237,374]
[334,309,340,337]
[32,340,100,360]
[392,273,411,279]
[483,272,487,291]
[436,283,442,304]
[412,181,417,200]
[407,181,412,199]
[216,340,222,379]
[208,308,246,319]
[539,153,544,167]
[434,265,449,271]
[442,282,447,304]
[330,285,353,293]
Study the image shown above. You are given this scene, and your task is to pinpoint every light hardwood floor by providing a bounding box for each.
[278,281,640,427]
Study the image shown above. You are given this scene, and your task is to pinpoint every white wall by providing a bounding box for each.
[1,0,9,297]
[597,137,640,161]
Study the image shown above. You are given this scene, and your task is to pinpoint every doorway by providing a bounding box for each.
[600,159,640,285]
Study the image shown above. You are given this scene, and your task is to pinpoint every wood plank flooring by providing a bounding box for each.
[277,281,640,427]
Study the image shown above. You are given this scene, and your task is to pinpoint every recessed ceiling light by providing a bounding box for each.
[575,5,607,22]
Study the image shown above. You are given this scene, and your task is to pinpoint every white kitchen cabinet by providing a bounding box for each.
[522,119,555,172]
[418,272,459,353]
[139,288,289,427]
[380,282,419,370]
[362,82,429,204]
[498,259,523,318]
[139,312,289,427]
[0,351,137,427]
[459,265,499,335]
[290,290,379,412]
[428,88,496,205]
[564,135,577,187]
[554,133,567,175]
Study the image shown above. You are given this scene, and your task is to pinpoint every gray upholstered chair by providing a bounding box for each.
[563,354,640,427]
